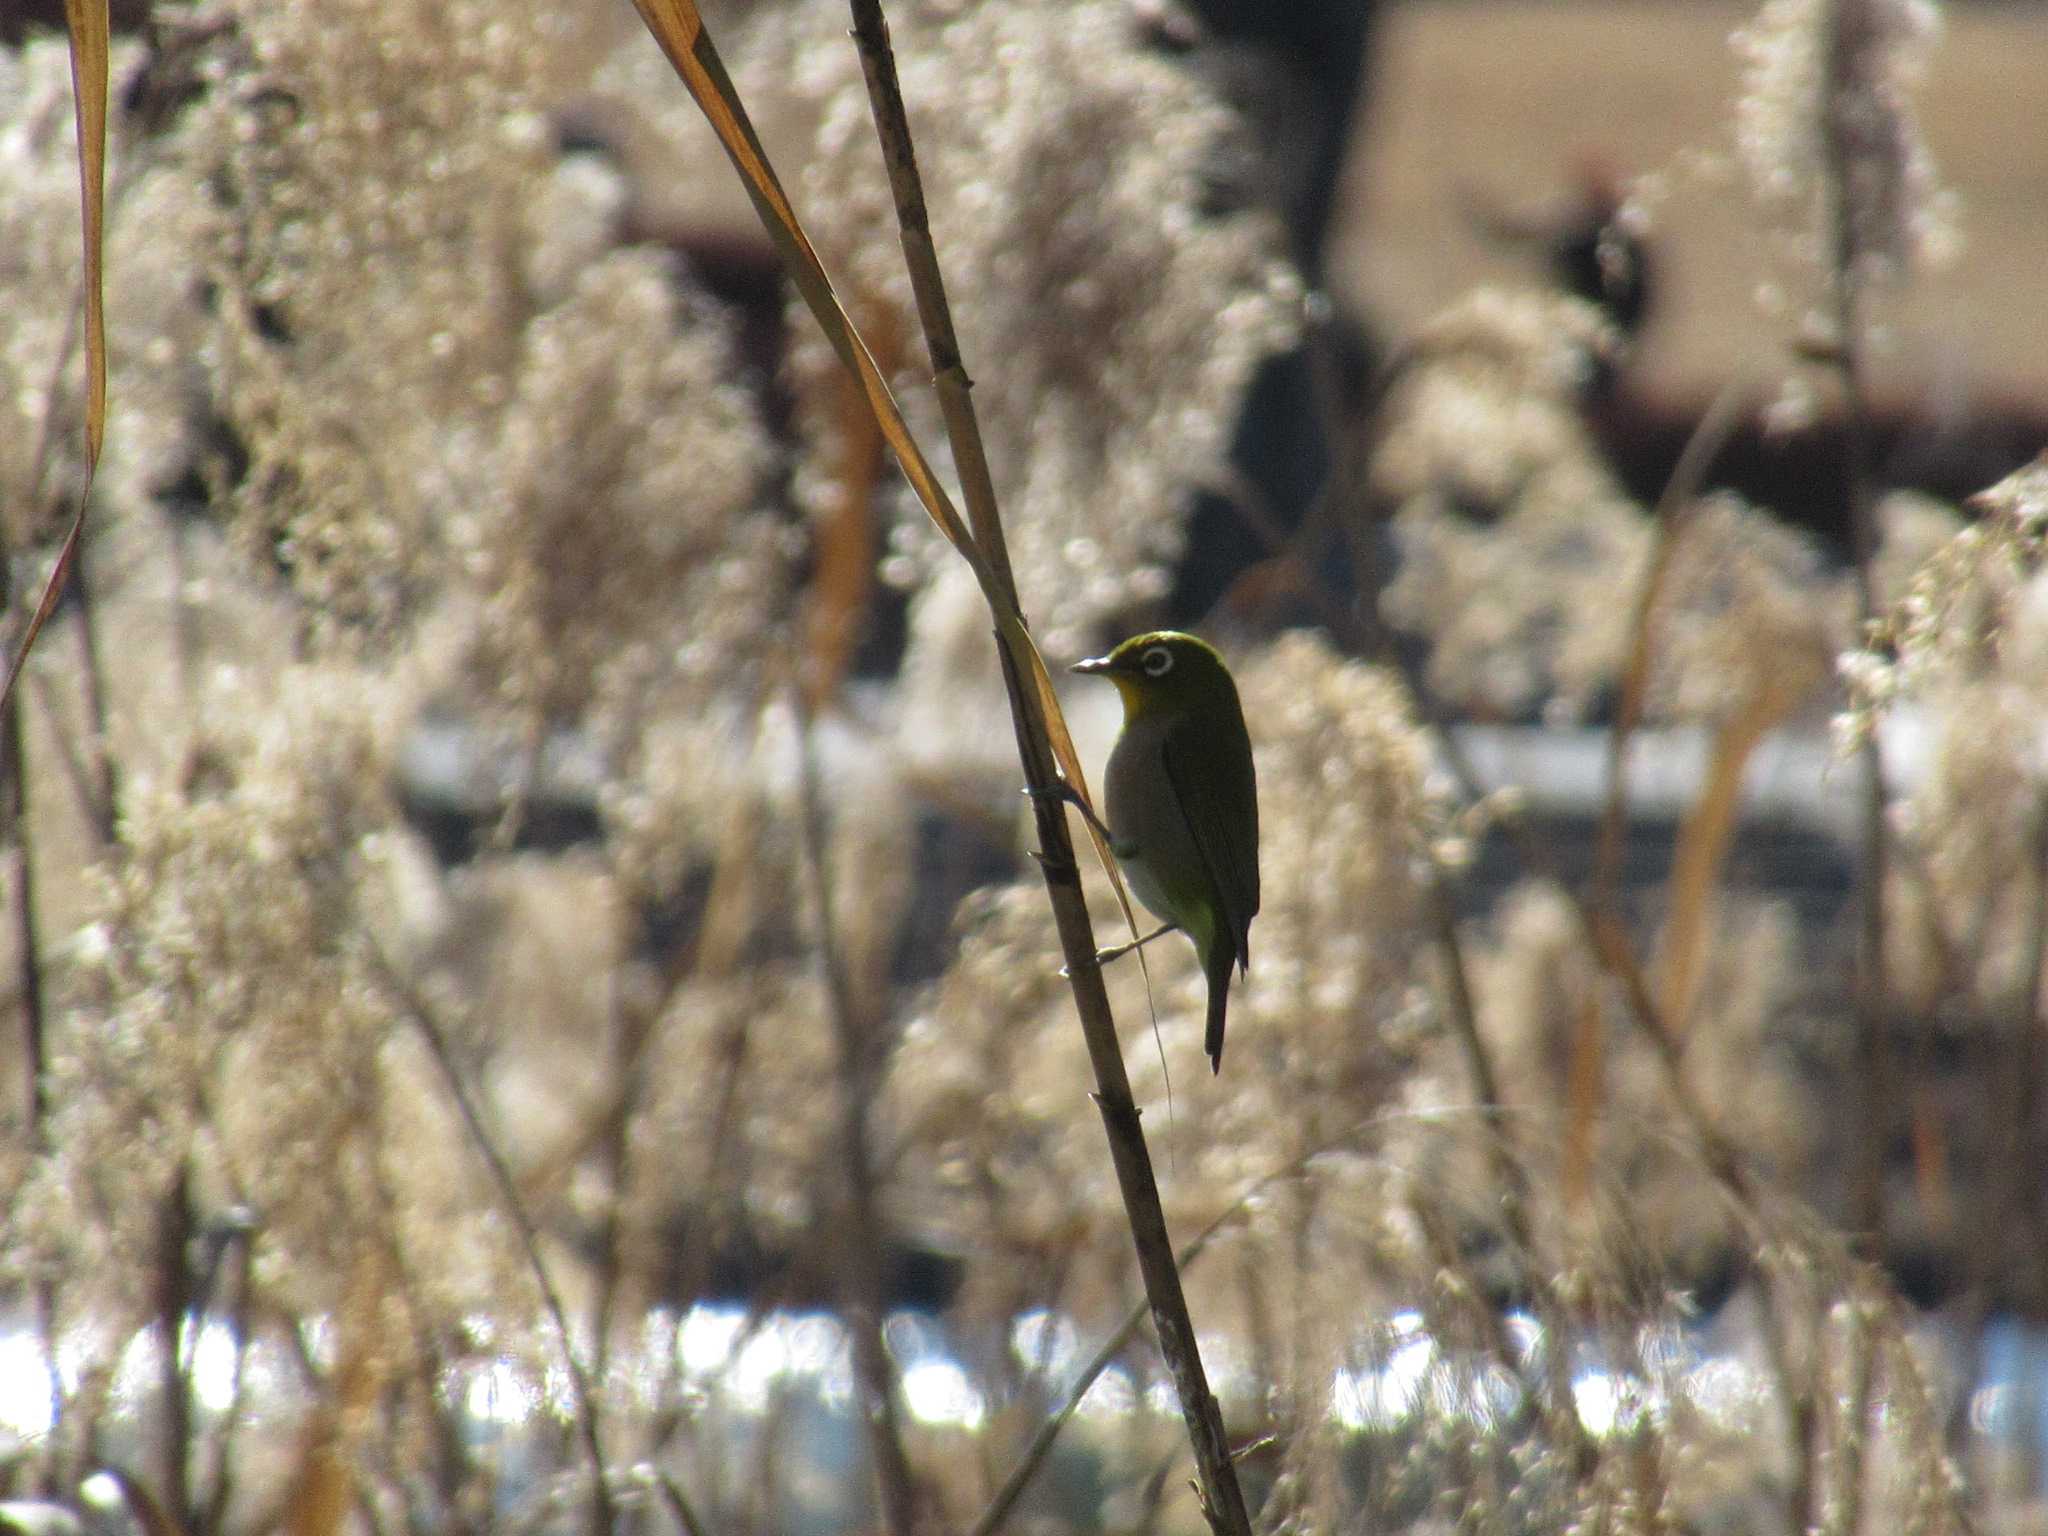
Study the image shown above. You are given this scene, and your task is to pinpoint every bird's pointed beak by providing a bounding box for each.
[1071,654,1114,676]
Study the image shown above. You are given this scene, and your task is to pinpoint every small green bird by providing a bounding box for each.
[1070,631,1260,1073]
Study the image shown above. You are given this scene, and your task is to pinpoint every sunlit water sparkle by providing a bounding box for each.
[3,1297,2043,1513]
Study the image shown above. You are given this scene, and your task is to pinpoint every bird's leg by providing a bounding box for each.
[1096,924,1177,964]
[1058,925,1177,978]
[1022,779,1125,854]
[1026,782,1170,974]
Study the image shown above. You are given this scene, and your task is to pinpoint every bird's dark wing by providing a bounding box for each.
[1161,713,1260,976]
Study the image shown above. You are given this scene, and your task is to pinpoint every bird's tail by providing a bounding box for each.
[1204,941,1234,1074]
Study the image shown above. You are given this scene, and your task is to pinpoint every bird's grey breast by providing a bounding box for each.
[1102,710,1192,924]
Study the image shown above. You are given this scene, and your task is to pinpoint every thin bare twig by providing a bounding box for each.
[1212,318,1600,1472]
[2002,799,2048,1290]
[1591,378,1749,921]
[1203,335,1533,1249]
[968,1248,1171,1536]
[588,982,651,1383]
[367,944,619,1536]
[1834,1283,1879,1536]
[198,1219,256,1536]
[1819,0,1895,1268]
[1946,792,2048,1462]
[0,698,50,1133]
[153,1166,196,1529]
[67,543,119,843]
[791,683,923,1536]
[1264,318,1838,1519]
[1,678,62,1484]
[645,1465,713,1536]
[970,1142,1350,1536]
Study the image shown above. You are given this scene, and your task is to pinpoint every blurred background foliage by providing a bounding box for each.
[1,0,2046,1532]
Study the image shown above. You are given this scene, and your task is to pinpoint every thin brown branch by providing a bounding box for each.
[969,1244,1189,1536]
[16,566,119,852]
[843,0,1013,608]
[646,1465,713,1536]
[1819,0,1895,1264]
[2003,798,2048,1284]
[1834,1285,1879,1536]
[198,1221,256,1536]
[26,670,104,835]
[67,542,119,843]
[1255,327,1833,1520]
[970,1149,1334,1536]
[1659,673,1805,1033]
[841,4,1251,1527]
[152,1165,195,1529]
[0,0,108,710]
[1,696,50,1131]
[1592,378,1748,920]
[1419,851,1595,1477]
[1569,381,1747,1213]
[1945,790,2048,1448]
[367,944,618,1536]
[1216,319,1638,1475]
[588,978,651,1383]
[0,653,64,1501]
[1203,336,1534,1252]
[791,685,923,1536]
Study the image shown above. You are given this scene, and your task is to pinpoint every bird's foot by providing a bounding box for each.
[1022,778,1117,847]
[1098,925,1176,964]
[1057,924,1177,978]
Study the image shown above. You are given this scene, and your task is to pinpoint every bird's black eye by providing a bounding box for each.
[1142,646,1173,677]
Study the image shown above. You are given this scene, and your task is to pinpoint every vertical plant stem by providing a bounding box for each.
[791,688,922,1536]
[2004,800,2048,1288]
[200,1222,256,1536]
[591,926,685,1386]
[153,1165,195,1529]
[1422,854,1594,1468]
[1575,383,1747,1200]
[1947,791,2048,1452]
[1592,380,1748,923]
[1833,1287,1879,1536]
[1,700,49,1135]
[648,1466,713,1536]
[843,1,1007,591]
[588,988,641,1385]
[1223,322,1835,1523]
[0,294,56,1123]
[68,542,118,844]
[971,1160,1309,1536]
[1820,0,1894,1259]
[841,4,1253,1527]
[0,597,62,1484]
[368,947,618,1536]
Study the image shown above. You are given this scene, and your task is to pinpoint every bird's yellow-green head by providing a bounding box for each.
[1070,631,1241,722]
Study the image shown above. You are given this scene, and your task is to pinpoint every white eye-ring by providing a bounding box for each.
[1142,646,1174,677]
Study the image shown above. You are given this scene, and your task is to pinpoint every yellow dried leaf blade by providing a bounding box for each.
[630,0,1130,932]
[0,508,85,714]
[1660,675,1803,1033]
[626,0,984,578]
[3,0,111,708]
[801,379,886,706]
[4,0,114,709]
[283,1255,388,1536]
[64,0,107,467]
